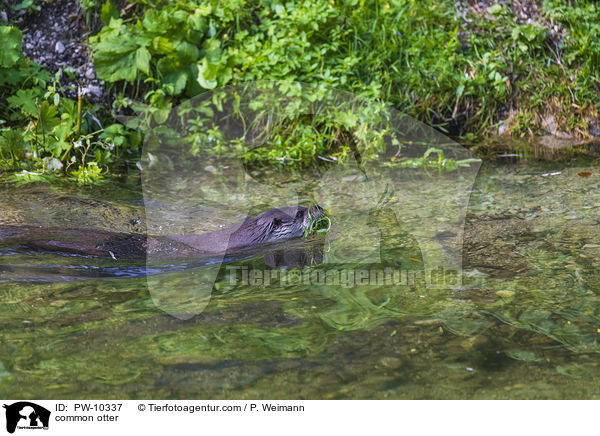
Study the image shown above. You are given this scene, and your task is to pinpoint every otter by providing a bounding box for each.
[0,205,326,260]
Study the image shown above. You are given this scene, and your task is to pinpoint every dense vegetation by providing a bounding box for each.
[1,0,600,181]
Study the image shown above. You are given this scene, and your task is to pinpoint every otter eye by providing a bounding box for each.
[272,218,282,227]
[296,210,304,219]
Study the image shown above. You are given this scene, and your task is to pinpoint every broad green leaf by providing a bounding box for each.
[202,38,222,63]
[143,10,170,33]
[7,88,41,116]
[93,38,139,82]
[196,59,218,89]
[151,36,173,54]
[173,10,188,23]
[135,47,151,75]
[174,41,200,63]
[153,104,172,124]
[163,70,189,95]
[38,102,61,131]
[0,26,23,68]
[189,11,208,32]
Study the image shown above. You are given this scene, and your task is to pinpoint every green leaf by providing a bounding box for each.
[151,36,173,54]
[337,111,357,129]
[10,0,40,13]
[189,11,208,32]
[142,10,170,34]
[163,70,188,95]
[153,104,172,124]
[93,38,139,82]
[100,0,120,24]
[511,26,521,41]
[0,26,23,68]
[0,128,25,154]
[196,59,218,89]
[38,101,61,131]
[174,41,200,63]
[46,136,71,157]
[0,67,24,86]
[423,147,443,160]
[135,47,151,75]
[7,88,41,116]
[487,4,503,15]
[202,38,222,63]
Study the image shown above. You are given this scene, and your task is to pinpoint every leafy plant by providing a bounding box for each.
[0,23,141,183]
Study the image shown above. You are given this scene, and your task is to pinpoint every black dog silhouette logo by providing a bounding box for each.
[3,402,50,434]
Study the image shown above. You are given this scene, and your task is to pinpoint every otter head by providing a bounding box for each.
[231,205,326,247]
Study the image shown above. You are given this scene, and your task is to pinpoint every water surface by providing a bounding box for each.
[1,155,599,399]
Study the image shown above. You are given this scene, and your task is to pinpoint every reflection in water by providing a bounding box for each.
[262,240,324,268]
[0,235,326,282]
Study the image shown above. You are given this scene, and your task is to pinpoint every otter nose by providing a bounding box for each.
[309,205,325,219]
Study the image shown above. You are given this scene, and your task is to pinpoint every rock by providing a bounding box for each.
[379,357,403,369]
[541,114,572,139]
[55,41,65,53]
[589,120,600,137]
[82,85,103,99]
[498,120,508,136]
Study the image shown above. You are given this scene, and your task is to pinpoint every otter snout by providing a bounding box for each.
[303,205,325,229]
[263,205,327,242]
[228,205,328,249]
[308,205,325,220]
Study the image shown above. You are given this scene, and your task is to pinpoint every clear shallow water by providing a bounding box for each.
[1,156,599,399]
